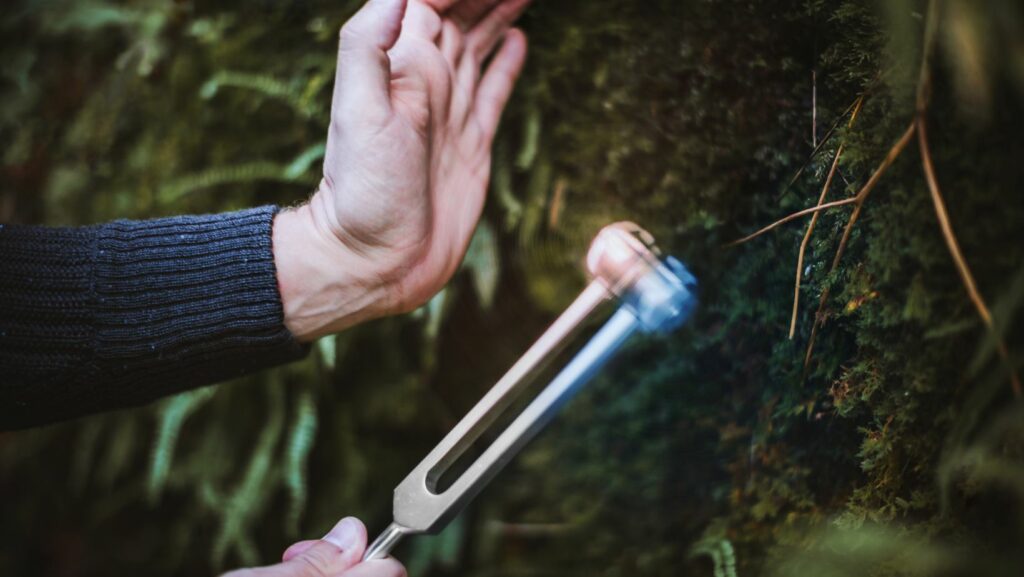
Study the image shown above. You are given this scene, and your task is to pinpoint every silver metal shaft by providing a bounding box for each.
[362,522,410,562]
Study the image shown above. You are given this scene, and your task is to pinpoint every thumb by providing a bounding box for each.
[277,517,367,577]
[335,0,408,119]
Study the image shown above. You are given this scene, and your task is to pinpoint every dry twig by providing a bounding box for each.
[914,0,1022,395]
[801,122,916,367]
[789,97,866,339]
[727,197,859,247]
[730,0,1019,396]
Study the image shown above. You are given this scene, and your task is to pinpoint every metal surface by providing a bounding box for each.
[363,222,697,561]
[363,522,411,562]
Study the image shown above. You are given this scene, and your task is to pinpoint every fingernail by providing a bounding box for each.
[323,517,359,551]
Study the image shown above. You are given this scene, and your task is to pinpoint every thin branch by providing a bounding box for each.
[778,95,865,200]
[732,117,915,249]
[918,119,1020,396]
[917,126,991,326]
[731,120,916,249]
[726,197,860,247]
[812,69,818,148]
[790,98,865,339]
[916,0,938,117]
[802,122,917,369]
[791,151,840,338]
[833,122,917,272]
[914,0,1021,396]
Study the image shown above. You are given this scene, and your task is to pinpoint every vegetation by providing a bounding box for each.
[1,0,1023,575]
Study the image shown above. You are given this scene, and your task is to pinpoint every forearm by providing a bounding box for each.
[0,207,308,430]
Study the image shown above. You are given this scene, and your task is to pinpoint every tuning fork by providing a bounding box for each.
[362,222,698,561]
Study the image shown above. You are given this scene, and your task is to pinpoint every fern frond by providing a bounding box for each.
[492,138,522,230]
[160,161,319,202]
[211,383,286,569]
[515,103,542,170]
[284,144,326,180]
[285,390,318,537]
[148,387,217,504]
[462,222,500,309]
[200,71,326,120]
[689,538,738,577]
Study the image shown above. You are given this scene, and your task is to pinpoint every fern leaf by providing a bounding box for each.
[462,221,500,309]
[200,71,325,120]
[515,103,542,170]
[211,383,286,569]
[160,162,319,202]
[285,390,318,537]
[148,387,216,504]
[284,144,326,180]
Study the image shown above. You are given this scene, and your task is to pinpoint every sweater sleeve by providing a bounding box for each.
[0,206,309,430]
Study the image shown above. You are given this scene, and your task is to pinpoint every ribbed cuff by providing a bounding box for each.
[1,206,309,429]
[89,205,308,405]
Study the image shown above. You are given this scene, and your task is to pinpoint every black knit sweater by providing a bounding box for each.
[0,206,309,430]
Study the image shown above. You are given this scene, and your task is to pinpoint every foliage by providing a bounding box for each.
[1,0,1023,576]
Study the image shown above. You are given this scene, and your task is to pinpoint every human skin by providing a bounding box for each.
[256,0,531,575]
[220,517,405,577]
[273,0,531,342]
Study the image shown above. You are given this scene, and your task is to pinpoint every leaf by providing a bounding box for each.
[159,162,319,202]
[211,383,286,569]
[200,71,326,120]
[462,221,500,309]
[148,387,217,503]
[284,144,326,180]
[317,334,337,371]
[285,390,318,536]
[492,138,523,230]
[515,102,542,171]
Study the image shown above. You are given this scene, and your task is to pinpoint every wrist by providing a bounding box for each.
[273,203,395,342]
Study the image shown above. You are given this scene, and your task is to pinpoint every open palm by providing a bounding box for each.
[312,0,530,314]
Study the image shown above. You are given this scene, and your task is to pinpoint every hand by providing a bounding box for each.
[221,517,405,577]
[274,0,531,341]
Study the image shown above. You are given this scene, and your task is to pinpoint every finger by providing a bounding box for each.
[340,559,408,577]
[439,19,463,67]
[335,0,408,123]
[449,0,501,30]
[419,0,459,12]
[465,0,531,61]
[401,0,442,43]
[450,45,480,126]
[474,28,527,142]
[281,540,318,562]
[275,518,367,577]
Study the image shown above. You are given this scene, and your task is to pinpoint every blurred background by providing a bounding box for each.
[2,0,1024,575]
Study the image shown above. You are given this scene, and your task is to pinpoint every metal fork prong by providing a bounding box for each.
[419,280,611,490]
[391,306,640,533]
[392,281,612,529]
